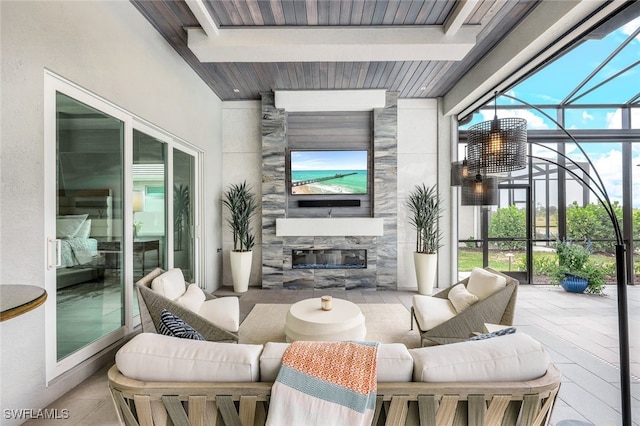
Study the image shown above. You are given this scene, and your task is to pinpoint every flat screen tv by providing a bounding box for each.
[290,150,368,195]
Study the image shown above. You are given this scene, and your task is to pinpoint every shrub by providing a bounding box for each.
[549,240,605,294]
[488,205,526,250]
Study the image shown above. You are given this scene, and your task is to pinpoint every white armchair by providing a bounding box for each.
[136,268,239,342]
[411,267,519,346]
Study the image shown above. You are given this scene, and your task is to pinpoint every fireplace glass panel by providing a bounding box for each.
[292,249,366,269]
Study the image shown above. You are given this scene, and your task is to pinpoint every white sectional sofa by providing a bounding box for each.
[109,332,560,426]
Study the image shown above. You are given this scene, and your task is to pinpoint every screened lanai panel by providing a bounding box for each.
[456,7,639,286]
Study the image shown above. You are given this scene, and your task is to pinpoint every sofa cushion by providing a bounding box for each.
[466,268,507,301]
[259,342,290,382]
[448,283,479,313]
[376,343,414,382]
[259,342,413,382]
[176,284,206,313]
[198,296,240,332]
[151,268,186,301]
[412,295,457,331]
[115,333,263,382]
[410,333,550,382]
[157,309,204,341]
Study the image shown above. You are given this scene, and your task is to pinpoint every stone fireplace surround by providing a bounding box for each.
[261,92,398,290]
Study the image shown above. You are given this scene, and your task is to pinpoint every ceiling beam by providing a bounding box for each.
[444,0,480,36]
[185,0,218,36]
[187,26,478,62]
[275,90,387,112]
[443,0,627,118]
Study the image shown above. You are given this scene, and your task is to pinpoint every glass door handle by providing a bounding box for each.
[47,238,62,269]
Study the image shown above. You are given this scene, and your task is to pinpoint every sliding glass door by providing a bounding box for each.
[45,72,202,380]
[54,93,125,361]
[132,130,167,282]
[173,148,196,283]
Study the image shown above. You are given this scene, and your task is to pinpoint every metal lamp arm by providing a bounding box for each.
[530,155,623,244]
[529,141,610,210]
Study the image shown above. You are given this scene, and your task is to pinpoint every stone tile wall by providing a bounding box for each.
[261,92,397,290]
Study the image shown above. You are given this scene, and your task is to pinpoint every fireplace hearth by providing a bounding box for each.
[292,249,366,269]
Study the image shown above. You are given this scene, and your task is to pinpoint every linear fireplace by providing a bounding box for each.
[292,249,367,269]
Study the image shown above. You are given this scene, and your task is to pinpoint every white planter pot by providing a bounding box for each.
[230,250,253,293]
[414,252,437,295]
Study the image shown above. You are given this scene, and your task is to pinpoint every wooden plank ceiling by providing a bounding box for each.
[131,0,539,101]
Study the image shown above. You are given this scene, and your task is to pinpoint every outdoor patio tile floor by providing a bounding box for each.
[23,284,640,425]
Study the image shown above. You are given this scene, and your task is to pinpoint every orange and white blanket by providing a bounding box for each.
[266,341,379,426]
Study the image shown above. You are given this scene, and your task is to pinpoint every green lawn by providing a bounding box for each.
[458,248,616,274]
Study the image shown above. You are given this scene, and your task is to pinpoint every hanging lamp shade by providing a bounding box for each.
[461,174,498,206]
[467,116,527,173]
[450,159,469,186]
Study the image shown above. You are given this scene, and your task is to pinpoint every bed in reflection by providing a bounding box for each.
[56,189,113,289]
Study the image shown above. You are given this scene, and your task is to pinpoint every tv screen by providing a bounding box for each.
[290,150,368,195]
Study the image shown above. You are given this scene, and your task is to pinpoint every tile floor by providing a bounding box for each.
[25,284,640,426]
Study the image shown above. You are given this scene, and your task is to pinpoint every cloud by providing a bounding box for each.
[479,108,550,130]
[582,111,594,121]
[633,108,640,129]
[606,109,622,129]
[621,17,640,41]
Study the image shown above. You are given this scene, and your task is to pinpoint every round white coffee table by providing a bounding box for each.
[284,298,366,342]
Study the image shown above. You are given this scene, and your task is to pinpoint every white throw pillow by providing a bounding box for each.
[151,268,186,301]
[448,283,479,313]
[75,219,92,239]
[412,295,457,331]
[259,342,414,382]
[115,333,263,382]
[410,333,550,382]
[466,268,507,300]
[175,284,206,313]
[56,214,88,239]
[198,296,240,332]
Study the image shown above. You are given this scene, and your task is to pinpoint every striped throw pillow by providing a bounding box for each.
[158,309,205,340]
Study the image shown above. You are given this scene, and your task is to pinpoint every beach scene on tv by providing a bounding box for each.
[291,150,368,195]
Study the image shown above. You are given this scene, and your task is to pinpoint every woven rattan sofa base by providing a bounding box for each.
[108,364,560,426]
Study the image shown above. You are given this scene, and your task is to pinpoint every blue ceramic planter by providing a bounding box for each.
[560,274,588,293]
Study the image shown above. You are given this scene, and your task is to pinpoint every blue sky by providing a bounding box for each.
[468,16,639,131]
[291,150,367,171]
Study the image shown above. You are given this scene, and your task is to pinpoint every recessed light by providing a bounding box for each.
[233,89,240,93]
[420,86,427,91]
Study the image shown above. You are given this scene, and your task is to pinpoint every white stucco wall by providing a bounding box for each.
[397,99,451,289]
[221,101,263,288]
[0,1,222,421]
[220,98,453,291]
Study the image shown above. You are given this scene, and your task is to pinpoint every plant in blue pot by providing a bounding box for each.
[550,240,605,294]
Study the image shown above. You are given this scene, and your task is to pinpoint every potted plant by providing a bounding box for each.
[550,240,605,295]
[407,183,443,295]
[223,181,258,293]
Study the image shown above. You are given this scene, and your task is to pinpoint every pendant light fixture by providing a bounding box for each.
[466,92,527,173]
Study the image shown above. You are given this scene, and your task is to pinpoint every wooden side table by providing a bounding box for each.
[97,239,160,274]
[0,285,47,322]
[134,240,160,274]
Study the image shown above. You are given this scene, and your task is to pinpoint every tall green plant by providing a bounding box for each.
[407,184,442,254]
[223,181,257,252]
[174,184,190,251]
